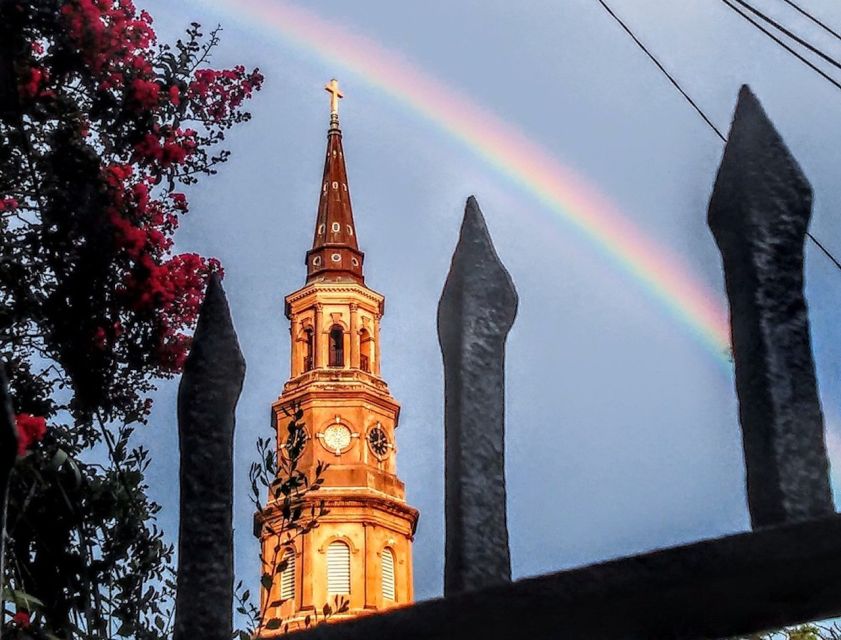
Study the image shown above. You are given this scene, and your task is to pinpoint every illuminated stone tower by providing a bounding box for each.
[258,80,419,632]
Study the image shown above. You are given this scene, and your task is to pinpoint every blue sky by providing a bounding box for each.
[136,0,841,605]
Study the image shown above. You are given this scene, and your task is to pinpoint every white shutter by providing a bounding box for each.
[381,548,395,601]
[326,541,350,594]
[280,548,295,601]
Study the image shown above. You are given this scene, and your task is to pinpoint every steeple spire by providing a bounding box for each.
[306,79,364,284]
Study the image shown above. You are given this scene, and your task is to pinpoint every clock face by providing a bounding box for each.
[368,426,390,458]
[322,424,352,454]
[285,425,307,460]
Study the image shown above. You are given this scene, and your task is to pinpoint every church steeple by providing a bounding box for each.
[256,82,418,634]
[306,79,364,284]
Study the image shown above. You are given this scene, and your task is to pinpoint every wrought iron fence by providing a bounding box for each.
[2,84,839,640]
[282,85,841,639]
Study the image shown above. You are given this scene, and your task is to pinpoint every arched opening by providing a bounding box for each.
[326,540,350,595]
[381,548,395,602]
[359,329,372,373]
[279,547,296,601]
[328,326,344,367]
[303,328,314,372]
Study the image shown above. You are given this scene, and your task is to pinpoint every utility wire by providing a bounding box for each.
[595,0,841,273]
[730,0,841,72]
[807,231,841,271]
[720,0,841,92]
[781,0,841,45]
[720,0,841,271]
[594,0,726,141]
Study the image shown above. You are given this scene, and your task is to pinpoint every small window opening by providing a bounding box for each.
[360,329,372,373]
[329,326,344,367]
[303,328,314,372]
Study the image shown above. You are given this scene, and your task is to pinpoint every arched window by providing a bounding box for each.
[359,329,372,373]
[326,541,350,595]
[328,326,344,367]
[303,328,314,372]
[381,548,395,601]
[279,548,295,601]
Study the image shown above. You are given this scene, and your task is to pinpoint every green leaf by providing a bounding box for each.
[260,574,273,589]
[50,448,68,470]
[264,618,282,630]
[66,458,82,488]
[5,589,45,609]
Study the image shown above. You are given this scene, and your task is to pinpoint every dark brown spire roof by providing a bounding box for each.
[305,113,364,284]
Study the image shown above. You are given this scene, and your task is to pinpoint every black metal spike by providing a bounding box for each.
[438,196,518,595]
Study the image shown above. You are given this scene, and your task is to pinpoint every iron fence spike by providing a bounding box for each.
[708,85,834,528]
[438,196,517,595]
[174,273,245,640]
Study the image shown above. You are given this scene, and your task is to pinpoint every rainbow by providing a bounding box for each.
[188,0,731,362]
[185,0,841,486]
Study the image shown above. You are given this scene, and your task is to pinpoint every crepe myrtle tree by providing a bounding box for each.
[0,1,262,638]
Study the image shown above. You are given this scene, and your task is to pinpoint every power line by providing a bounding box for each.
[780,0,841,45]
[594,0,726,141]
[720,0,841,93]
[807,231,841,272]
[730,0,841,72]
[595,0,841,273]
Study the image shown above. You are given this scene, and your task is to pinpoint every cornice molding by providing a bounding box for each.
[286,283,384,307]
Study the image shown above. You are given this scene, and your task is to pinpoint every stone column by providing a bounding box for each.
[289,313,297,378]
[300,528,313,610]
[350,303,360,369]
[362,522,376,609]
[314,303,324,369]
[374,314,382,376]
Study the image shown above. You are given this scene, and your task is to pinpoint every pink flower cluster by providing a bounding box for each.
[12,611,30,629]
[15,414,47,456]
[61,0,156,92]
[189,65,264,123]
[19,66,47,99]
[47,1,263,374]
[105,164,177,258]
[129,77,160,109]
[133,127,197,167]
[0,197,19,212]
[102,163,219,370]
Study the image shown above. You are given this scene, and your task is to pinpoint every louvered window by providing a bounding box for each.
[326,541,350,595]
[280,548,295,601]
[381,548,395,601]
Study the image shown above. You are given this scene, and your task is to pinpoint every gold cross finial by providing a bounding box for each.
[325,78,343,117]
